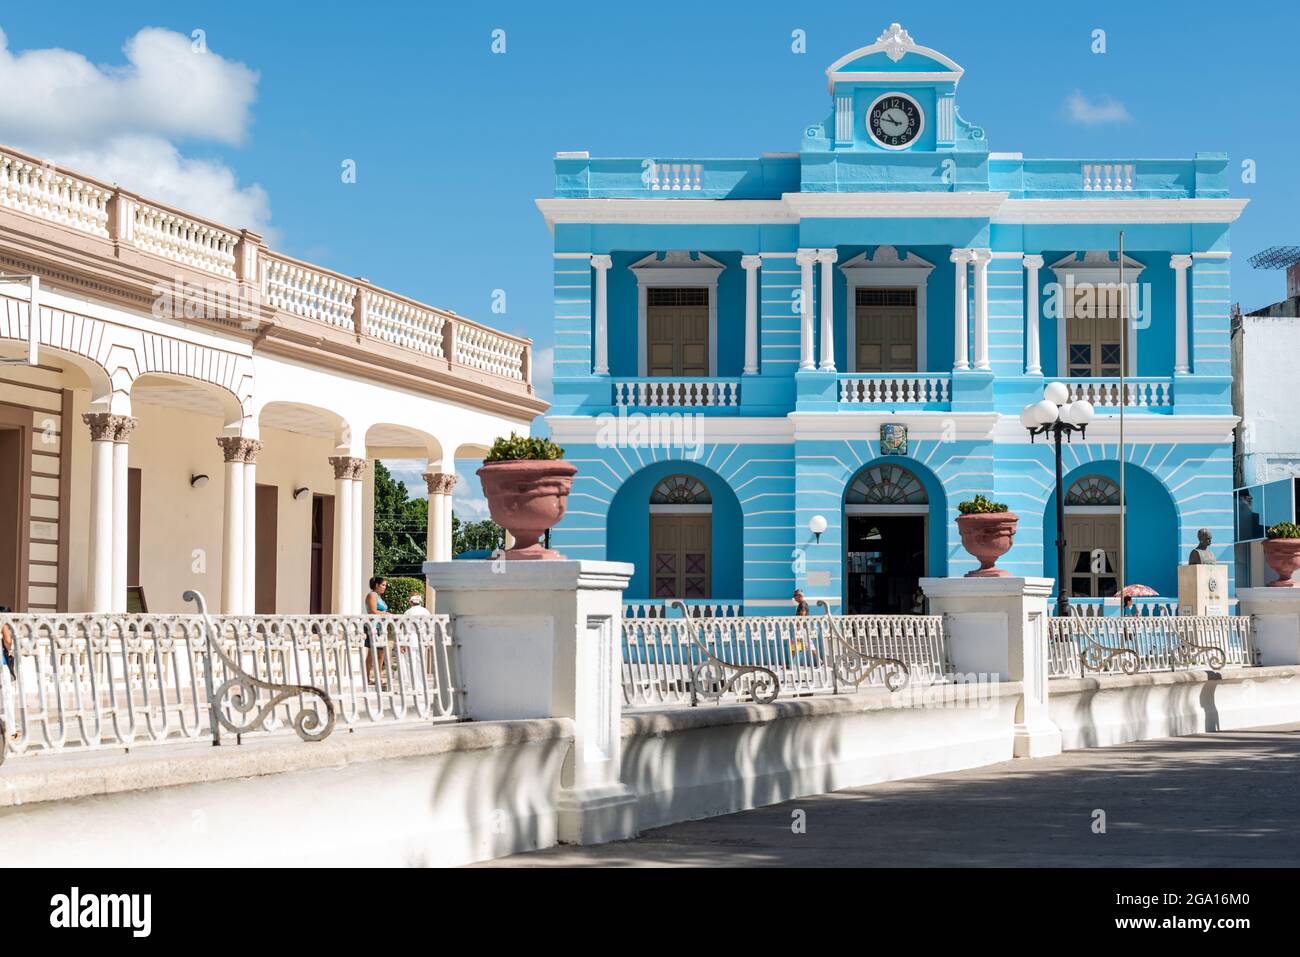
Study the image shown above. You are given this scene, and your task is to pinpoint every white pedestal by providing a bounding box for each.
[1178,564,1229,616]
[424,559,639,845]
[1237,588,1300,666]
[920,576,1061,758]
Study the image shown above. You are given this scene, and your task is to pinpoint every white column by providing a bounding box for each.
[950,248,971,371]
[971,249,992,371]
[424,470,457,596]
[817,248,838,372]
[110,417,136,613]
[83,413,118,613]
[425,560,639,844]
[242,440,262,614]
[329,456,355,614]
[217,438,248,615]
[920,576,1062,758]
[351,460,367,610]
[741,254,761,375]
[591,255,612,376]
[1171,254,1192,374]
[796,249,817,370]
[1023,255,1044,375]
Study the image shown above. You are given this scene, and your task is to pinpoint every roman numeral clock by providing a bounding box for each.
[867,92,924,149]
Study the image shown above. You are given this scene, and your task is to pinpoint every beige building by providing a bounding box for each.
[0,145,545,615]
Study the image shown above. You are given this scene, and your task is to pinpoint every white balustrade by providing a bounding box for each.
[612,379,741,408]
[0,612,461,758]
[647,161,704,192]
[453,320,527,380]
[132,202,239,278]
[0,150,111,238]
[838,375,951,405]
[1082,163,1136,191]
[622,613,949,708]
[1066,378,1173,408]
[262,256,357,329]
[365,290,446,357]
[623,601,744,619]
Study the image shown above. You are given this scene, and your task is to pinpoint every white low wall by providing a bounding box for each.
[4,667,1300,867]
[1050,665,1300,751]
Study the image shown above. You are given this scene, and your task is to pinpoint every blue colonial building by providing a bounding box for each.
[538,23,1245,615]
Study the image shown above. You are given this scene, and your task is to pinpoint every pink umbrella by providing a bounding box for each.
[1122,584,1159,598]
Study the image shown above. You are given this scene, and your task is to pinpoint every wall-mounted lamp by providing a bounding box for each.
[809,514,828,543]
[189,474,209,489]
[292,487,311,501]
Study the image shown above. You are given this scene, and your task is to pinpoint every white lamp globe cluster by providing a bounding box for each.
[1020,382,1094,430]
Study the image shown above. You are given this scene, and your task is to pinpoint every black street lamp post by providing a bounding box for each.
[1022,383,1094,618]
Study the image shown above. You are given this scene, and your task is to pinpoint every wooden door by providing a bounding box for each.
[647,288,709,376]
[1066,289,1127,376]
[650,513,711,599]
[310,494,334,614]
[255,484,278,614]
[0,427,21,611]
[1066,515,1120,597]
[855,288,917,372]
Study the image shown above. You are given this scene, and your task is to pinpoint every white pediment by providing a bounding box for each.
[839,246,935,274]
[629,250,725,272]
[1049,250,1145,277]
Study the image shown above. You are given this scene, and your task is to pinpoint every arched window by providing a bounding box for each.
[1065,475,1120,507]
[651,474,712,506]
[845,464,928,506]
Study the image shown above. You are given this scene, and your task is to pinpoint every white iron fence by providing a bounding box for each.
[1048,615,1256,678]
[622,609,948,708]
[0,611,461,761]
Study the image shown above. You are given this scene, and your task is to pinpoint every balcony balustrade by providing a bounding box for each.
[1065,378,1173,410]
[613,378,741,409]
[838,373,952,407]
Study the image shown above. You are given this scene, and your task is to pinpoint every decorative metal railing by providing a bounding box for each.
[621,606,947,708]
[1047,616,1256,679]
[0,605,460,761]
[838,374,952,406]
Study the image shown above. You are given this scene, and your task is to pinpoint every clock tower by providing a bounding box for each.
[802,23,990,192]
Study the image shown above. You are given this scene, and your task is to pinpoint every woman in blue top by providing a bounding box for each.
[364,577,389,686]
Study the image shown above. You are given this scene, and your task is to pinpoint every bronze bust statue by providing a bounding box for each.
[1188,528,1219,565]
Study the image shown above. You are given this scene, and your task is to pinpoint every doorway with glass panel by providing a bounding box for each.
[854,287,917,372]
[1064,475,1122,599]
[647,287,709,376]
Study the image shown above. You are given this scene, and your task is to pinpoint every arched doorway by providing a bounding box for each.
[649,474,712,599]
[1063,474,1121,598]
[844,462,928,614]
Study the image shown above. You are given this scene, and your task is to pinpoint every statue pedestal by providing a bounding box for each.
[1178,564,1229,616]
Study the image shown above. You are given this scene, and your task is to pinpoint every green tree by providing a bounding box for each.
[372,461,428,577]
[452,512,505,555]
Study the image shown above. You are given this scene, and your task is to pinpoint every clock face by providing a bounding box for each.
[867,93,924,150]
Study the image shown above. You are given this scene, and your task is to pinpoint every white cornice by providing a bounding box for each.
[535,198,795,232]
[783,192,1009,219]
[792,411,1001,442]
[828,71,962,88]
[993,198,1249,225]
[991,413,1239,444]
[546,415,794,446]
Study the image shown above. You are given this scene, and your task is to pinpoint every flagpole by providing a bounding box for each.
[1118,232,1126,610]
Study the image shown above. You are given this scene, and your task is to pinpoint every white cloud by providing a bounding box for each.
[0,27,271,235]
[531,345,554,399]
[1064,91,1133,126]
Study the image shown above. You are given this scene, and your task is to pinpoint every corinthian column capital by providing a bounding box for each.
[424,472,458,496]
[83,412,135,443]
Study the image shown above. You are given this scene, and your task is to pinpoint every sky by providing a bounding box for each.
[3,1,1298,513]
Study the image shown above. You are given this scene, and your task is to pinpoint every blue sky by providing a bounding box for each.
[3,2,1298,511]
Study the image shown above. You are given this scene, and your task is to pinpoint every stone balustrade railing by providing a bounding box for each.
[1066,377,1173,409]
[839,374,952,406]
[132,199,240,279]
[613,378,741,408]
[261,253,358,330]
[0,143,534,386]
[0,151,111,237]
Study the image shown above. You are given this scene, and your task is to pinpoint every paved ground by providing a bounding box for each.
[479,724,1300,867]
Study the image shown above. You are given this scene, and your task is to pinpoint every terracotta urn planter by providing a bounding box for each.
[477,459,578,560]
[956,512,1019,578]
[1262,538,1300,587]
